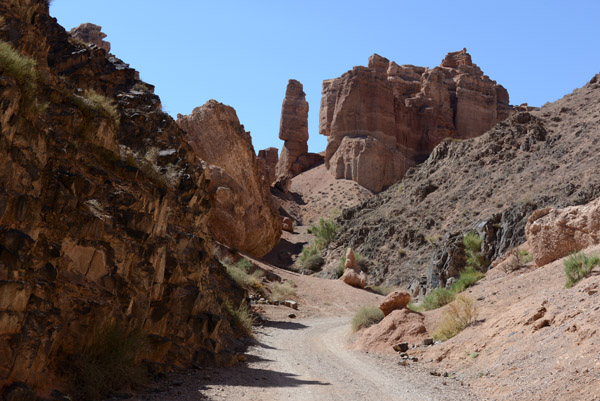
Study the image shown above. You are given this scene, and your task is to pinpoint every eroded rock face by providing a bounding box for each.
[275,80,323,184]
[320,49,513,192]
[340,248,367,288]
[177,100,281,258]
[0,0,245,394]
[69,22,111,53]
[257,147,278,184]
[526,199,600,266]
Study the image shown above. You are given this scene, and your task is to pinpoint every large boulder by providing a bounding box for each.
[319,49,514,192]
[378,290,411,316]
[526,198,600,266]
[276,80,323,183]
[177,100,281,258]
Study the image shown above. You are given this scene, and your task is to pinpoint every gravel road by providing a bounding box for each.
[127,315,478,401]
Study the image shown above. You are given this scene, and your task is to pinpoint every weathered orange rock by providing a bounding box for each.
[340,248,367,288]
[177,100,282,258]
[378,290,411,316]
[320,49,513,192]
[526,198,600,266]
[257,147,279,185]
[282,216,294,233]
[276,80,323,184]
[69,23,111,53]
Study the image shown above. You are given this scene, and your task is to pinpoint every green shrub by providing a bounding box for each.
[463,232,486,270]
[308,218,337,250]
[225,259,264,289]
[0,39,40,110]
[83,89,120,125]
[564,251,600,288]
[433,295,478,341]
[301,254,324,271]
[271,280,297,302]
[351,305,384,332]
[225,301,254,337]
[298,244,319,267]
[504,247,534,272]
[422,287,456,311]
[449,268,485,293]
[69,321,147,401]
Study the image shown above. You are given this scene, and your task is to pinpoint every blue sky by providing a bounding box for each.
[50,1,600,154]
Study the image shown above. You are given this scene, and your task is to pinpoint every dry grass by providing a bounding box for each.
[83,89,120,125]
[271,280,297,302]
[351,305,384,332]
[226,301,255,337]
[0,39,40,110]
[68,321,147,401]
[433,295,478,341]
[225,258,264,290]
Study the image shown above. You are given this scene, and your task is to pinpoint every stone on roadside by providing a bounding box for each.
[378,290,411,316]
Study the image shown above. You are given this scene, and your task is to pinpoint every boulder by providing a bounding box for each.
[319,49,514,192]
[69,23,111,53]
[378,290,411,316]
[276,80,324,183]
[177,100,282,258]
[353,309,428,353]
[282,216,294,233]
[525,197,600,266]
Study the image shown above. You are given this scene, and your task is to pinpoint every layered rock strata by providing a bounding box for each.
[0,0,245,395]
[275,80,323,185]
[177,101,281,258]
[320,49,513,192]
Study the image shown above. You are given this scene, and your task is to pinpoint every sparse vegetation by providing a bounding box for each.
[564,251,600,288]
[351,305,384,332]
[463,232,487,270]
[504,247,533,272]
[82,89,120,125]
[225,300,255,337]
[68,321,147,401]
[448,267,485,293]
[271,280,297,302]
[421,287,456,311]
[121,147,181,189]
[307,217,337,250]
[302,254,325,271]
[370,285,394,296]
[225,258,264,289]
[0,39,41,110]
[433,295,478,341]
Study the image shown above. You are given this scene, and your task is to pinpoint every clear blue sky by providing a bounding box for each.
[50,0,600,154]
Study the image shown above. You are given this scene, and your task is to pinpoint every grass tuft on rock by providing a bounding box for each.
[564,251,600,288]
[225,300,255,337]
[351,305,384,332]
[225,258,264,289]
[271,280,297,302]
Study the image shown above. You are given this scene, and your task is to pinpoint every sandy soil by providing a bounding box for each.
[120,262,476,401]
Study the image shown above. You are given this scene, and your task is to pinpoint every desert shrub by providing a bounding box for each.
[370,285,394,296]
[225,300,254,337]
[69,321,147,401]
[301,254,324,271]
[463,232,486,270]
[271,280,297,302]
[407,301,422,312]
[564,251,600,288]
[449,268,485,293]
[504,247,533,272]
[308,218,337,250]
[225,258,264,289]
[0,39,40,110]
[422,287,456,311]
[298,244,319,267]
[351,305,384,332]
[433,295,478,341]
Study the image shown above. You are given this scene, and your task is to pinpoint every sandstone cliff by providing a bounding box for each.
[275,79,323,186]
[320,49,513,192]
[177,101,281,258]
[257,147,279,185]
[326,73,600,293]
[0,0,245,396]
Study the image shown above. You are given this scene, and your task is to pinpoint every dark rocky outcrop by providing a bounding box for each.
[0,0,246,395]
[319,49,514,192]
[177,101,282,258]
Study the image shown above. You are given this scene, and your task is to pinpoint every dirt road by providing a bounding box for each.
[131,314,477,401]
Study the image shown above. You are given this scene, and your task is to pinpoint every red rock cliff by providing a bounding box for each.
[320,49,513,192]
